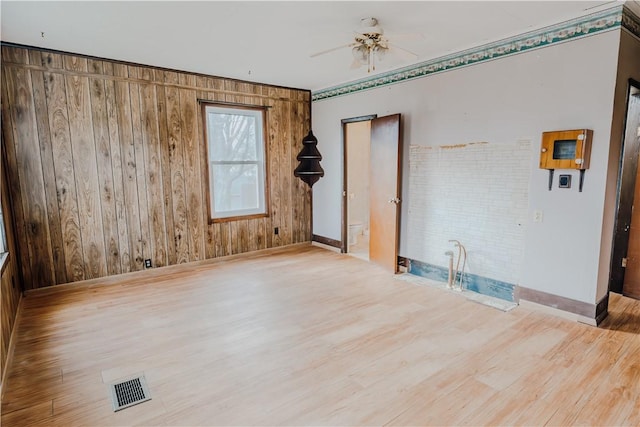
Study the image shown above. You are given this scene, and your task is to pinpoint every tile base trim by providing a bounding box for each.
[402,257,515,302]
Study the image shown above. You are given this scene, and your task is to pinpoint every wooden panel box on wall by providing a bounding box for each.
[0,45,312,290]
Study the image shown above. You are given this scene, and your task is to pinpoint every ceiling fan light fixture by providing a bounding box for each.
[352,44,369,64]
[312,16,414,74]
[360,17,383,36]
[373,44,387,61]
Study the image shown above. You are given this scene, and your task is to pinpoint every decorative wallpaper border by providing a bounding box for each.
[313,5,637,102]
[622,5,640,36]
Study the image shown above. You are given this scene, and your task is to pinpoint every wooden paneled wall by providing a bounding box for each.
[1,45,312,290]
[0,258,20,388]
[1,145,22,387]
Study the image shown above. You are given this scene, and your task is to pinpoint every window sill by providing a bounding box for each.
[210,213,269,224]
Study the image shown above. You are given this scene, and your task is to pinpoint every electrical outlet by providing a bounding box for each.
[533,210,543,223]
[144,259,152,268]
[274,227,279,235]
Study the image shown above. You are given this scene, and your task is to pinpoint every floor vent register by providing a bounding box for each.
[109,375,152,412]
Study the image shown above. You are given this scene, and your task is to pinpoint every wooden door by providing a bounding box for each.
[623,92,640,298]
[369,114,402,272]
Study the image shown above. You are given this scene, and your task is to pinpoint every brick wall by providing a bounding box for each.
[406,141,531,284]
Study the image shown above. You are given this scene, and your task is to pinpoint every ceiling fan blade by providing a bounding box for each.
[386,32,425,42]
[310,43,356,58]
[388,42,418,60]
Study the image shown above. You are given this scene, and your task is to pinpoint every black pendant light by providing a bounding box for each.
[294,130,324,187]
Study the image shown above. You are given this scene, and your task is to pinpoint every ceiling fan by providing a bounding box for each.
[311,17,418,73]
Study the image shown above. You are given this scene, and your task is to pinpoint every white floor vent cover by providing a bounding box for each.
[109,374,151,412]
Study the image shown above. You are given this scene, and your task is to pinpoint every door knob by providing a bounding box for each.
[388,198,401,204]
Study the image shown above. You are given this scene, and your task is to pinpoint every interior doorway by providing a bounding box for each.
[344,120,372,261]
[610,79,640,297]
[342,114,403,272]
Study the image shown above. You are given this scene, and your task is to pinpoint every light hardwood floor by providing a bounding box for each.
[2,244,640,426]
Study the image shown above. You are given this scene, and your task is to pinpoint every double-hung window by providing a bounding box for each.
[204,104,268,221]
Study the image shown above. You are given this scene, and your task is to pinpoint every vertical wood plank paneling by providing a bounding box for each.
[113,64,143,271]
[1,75,32,292]
[279,96,293,246]
[2,46,29,64]
[291,100,302,244]
[263,92,275,249]
[1,143,23,383]
[164,79,189,264]
[179,88,205,262]
[2,46,311,290]
[102,61,114,76]
[139,68,153,82]
[268,93,282,248]
[89,75,121,276]
[140,83,168,268]
[209,222,224,257]
[29,67,67,284]
[66,73,107,279]
[129,81,151,265]
[248,219,258,252]
[300,99,311,242]
[41,51,64,69]
[5,66,55,289]
[44,71,85,283]
[104,78,131,273]
[202,88,225,259]
[0,83,28,368]
[3,67,33,290]
[302,99,312,240]
[87,58,103,75]
[196,90,216,260]
[239,220,249,254]
[155,81,177,266]
[63,55,88,73]
[220,222,232,257]
[28,49,42,68]
[0,260,20,384]
[249,92,269,251]
[257,218,267,250]
[230,221,240,255]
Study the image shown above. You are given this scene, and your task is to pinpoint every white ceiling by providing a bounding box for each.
[1,1,636,91]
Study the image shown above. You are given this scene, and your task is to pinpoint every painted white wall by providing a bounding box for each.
[599,30,640,300]
[312,31,620,304]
